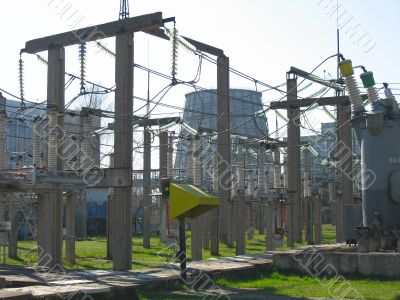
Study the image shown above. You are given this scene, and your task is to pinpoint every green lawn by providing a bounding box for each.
[214,271,400,300]
[5,224,337,270]
[138,271,400,300]
[5,225,400,300]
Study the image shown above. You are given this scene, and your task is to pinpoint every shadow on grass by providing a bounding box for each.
[141,286,284,300]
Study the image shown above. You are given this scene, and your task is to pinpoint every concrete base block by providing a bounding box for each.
[274,249,400,279]
[358,253,400,279]
[314,252,358,276]
[273,252,307,274]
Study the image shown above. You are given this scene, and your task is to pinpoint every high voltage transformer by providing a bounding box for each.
[339,59,400,252]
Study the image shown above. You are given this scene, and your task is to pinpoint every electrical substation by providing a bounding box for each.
[0,1,400,299]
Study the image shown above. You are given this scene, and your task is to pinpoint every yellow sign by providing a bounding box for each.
[169,183,220,220]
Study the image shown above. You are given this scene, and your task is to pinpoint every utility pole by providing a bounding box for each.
[37,46,65,267]
[303,148,313,244]
[217,55,232,247]
[211,152,219,255]
[257,147,266,235]
[286,73,301,246]
[143,126,151,249]
[314,187,322,244]
[159,131,168,243]
[0,95,6,233]
[65,192,76,264]
[235,143,246,255]
[336,103,352,242]
[112,31,134,270]
[107,153,115,259]
[247,168,255,240]
[191,136,203,261]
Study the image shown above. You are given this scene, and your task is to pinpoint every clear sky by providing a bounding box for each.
[1,0,399,167]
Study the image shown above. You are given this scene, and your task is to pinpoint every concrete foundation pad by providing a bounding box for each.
[358,252,400,278]
[273,244,400,279]
[0,254,273,299]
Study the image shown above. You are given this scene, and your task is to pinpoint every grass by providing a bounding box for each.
[5,225,399,299]
[5,224,337,270]
[135,271,400,300]
[214,271,400,300]
[138,270,400,299]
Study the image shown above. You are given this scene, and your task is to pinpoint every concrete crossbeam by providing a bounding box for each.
[25,12,163,53]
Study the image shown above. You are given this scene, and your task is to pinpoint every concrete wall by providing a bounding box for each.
[273,251,400,279]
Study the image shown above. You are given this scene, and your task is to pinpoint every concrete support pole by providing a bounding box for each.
[336,104,352,242]
[265,201,275,251]
[167,134,174,177]
[314,193,322,244]
[143,126,151,249]
[159,132,168,243]
[217,55,232,246]
[32,118,41,169]
[37,46,65,267]
[303,149,313,244]
[81,114,92,171]
[112,31,133,271]
[286,74,301,245]
[210,153,219,255]
[8,204,18,258]
[0,100,5,236]
[65,193,76,264]
[202,213,211,250]
[257,148,267,195]
[191,137,202,261]
[79,113,92,241]
[329,182,337,226]
[107,153,114,259]
[273,149,281,188]
[247,169,255,240]
[0,198,4,233]
[186,138,193,183]
[37,192,63,267]
[47,108,58,173]
[257,148,266,234]
[193,138,202,188]
[0,96,7,170]
[287,74,302,243]
[197,141,209,251]
[235,143,246,255]
[284,159,289,189]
